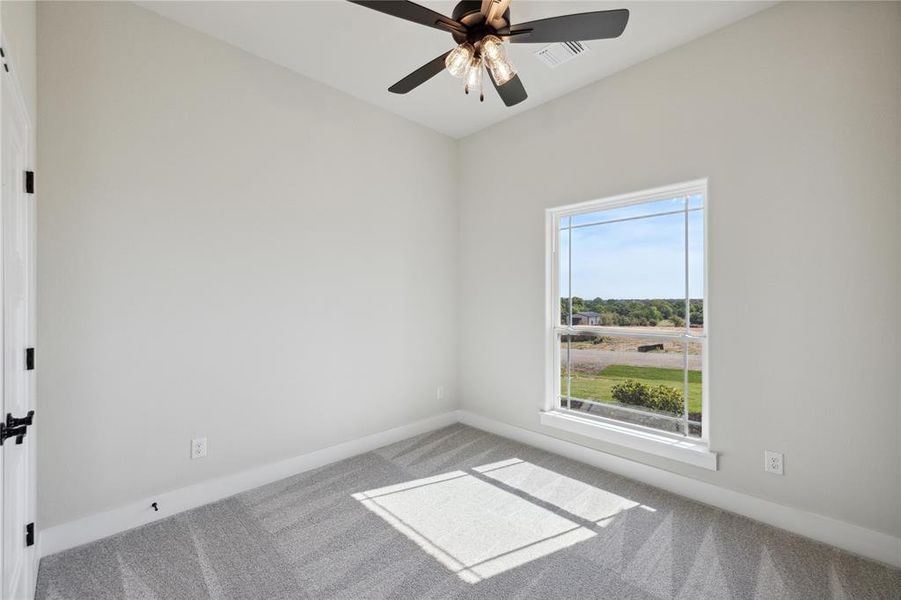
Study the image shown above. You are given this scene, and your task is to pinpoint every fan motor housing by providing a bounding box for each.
[452,1,510,44]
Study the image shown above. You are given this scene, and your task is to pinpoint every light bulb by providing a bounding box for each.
[463,56,482,94]
[488,57,517,86]
[481,35,506,63]
[445,43,474,78]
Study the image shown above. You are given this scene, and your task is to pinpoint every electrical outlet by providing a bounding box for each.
[764,451,783,475]
[191,437,207,460]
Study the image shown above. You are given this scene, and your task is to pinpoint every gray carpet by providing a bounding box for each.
[36,424,901,599]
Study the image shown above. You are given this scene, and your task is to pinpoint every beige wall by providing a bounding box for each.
[1,0,36,122]
[458,1,901,537]
[36,0,901,542]
[37,1,458,528]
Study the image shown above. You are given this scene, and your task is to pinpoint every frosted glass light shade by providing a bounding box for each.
[445,43,474,78]
[481,35,506,63]
[488,58,516,86]
[464,57,482,93]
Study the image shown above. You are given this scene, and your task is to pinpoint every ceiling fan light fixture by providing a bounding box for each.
[349,0,630,108]
[445,43,474,78]
[480,34,506,62]
[488,57,517,86]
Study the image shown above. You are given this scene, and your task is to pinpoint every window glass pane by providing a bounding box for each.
[570,196,685,226]
[561,334,697,435]
[569,211,686,332]
[688,209,704,332]
[553,189,706,438]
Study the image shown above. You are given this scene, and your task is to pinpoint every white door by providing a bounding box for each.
[0,50,37,600]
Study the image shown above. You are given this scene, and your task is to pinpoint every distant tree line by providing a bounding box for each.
[561,297,703,327]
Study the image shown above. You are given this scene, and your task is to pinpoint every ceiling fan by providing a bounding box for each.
[348,0,629,107]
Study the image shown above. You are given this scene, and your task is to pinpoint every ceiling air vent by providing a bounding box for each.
[534,41,590,68]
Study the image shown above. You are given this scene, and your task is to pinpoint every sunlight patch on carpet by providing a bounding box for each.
[353,467,596,583]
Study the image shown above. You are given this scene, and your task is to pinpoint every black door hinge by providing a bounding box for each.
[25,347,34,371]
[0,411,35,446]
[25,523,34,547]
[24,171,34,194]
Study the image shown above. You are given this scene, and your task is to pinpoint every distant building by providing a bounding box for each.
[571,311,602,326]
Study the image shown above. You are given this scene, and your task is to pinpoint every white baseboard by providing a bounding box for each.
[40,408,901,570]
[39,411,459,557]
[457,409,901,569]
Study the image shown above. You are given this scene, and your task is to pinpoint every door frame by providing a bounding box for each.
[0,26,38,600]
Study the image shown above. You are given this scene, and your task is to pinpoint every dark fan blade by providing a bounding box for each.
[348,1,465,34]
[488,70,527,107]
[505,9,629,43]
[389,51,452,94]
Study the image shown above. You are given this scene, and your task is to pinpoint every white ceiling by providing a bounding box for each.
[137,1,776,138]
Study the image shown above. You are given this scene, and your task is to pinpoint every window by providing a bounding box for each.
[546,180,708,445]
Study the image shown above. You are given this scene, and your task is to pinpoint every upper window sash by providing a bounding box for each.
[552,180,707,335]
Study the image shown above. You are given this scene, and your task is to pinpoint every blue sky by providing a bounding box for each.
[560,197,704,300]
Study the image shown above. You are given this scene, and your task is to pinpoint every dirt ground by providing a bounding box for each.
[563,327,704,371]
[566,348,702,371]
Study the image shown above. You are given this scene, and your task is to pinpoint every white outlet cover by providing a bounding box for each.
[191,437,207,459]
[764,451,783,475]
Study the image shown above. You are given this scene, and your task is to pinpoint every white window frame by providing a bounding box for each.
[543,179,716,470]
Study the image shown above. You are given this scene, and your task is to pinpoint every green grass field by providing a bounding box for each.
[563,365,702,413]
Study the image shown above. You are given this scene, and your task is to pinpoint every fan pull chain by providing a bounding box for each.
[480,68,484,102]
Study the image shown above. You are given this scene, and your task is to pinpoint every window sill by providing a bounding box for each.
[540,410,718,471]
